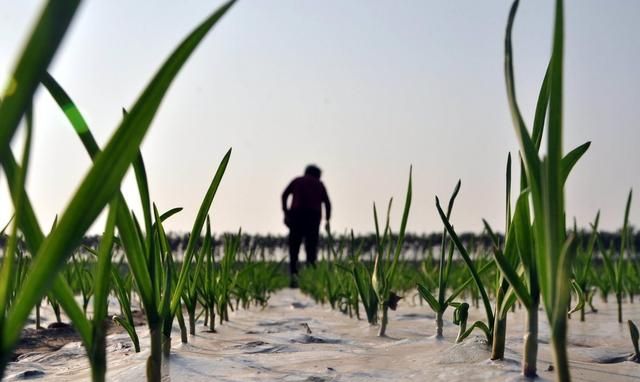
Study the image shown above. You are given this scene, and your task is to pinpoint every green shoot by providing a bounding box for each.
[629,320,640,363]
[372,167,412,336]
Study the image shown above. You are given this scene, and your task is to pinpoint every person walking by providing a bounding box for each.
[281,164,331,287]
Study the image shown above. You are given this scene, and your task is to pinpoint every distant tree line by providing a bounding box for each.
[1,229,638,256]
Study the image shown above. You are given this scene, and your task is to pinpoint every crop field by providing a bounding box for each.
[0,0,639,381]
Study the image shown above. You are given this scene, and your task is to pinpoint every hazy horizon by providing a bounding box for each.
[1,0,639,236]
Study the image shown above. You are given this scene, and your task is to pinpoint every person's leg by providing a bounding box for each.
[304,212,321,267]
[288,211,303,286]
[289,230,302,275]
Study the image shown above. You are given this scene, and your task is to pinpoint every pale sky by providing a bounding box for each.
[1,0,639,236]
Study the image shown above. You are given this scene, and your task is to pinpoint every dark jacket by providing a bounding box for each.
[282,175,331,220]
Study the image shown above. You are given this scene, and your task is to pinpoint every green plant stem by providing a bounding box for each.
[491,287,507,360]
[177,309,188,343]
[36,302,41,329]
[435,311,444,339]
[147,325,162,382]
[378,304,388,337]
[162,333,171,358]
[551,318,570,382]
[491,317,507,360]
[188,308,196,336]
[629,320,640,362]
[523,299,539,377]
[90,324,106,382]
[455,318,467,343]
[617,292,622,323]
[208,305,216,333]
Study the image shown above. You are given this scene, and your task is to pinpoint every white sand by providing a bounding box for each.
[5,289,640,381]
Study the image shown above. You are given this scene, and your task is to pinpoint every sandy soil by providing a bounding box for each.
[11,311,146,362]
[4,290,640,381]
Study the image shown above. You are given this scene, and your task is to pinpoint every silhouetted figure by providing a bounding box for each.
[282,165,331,287]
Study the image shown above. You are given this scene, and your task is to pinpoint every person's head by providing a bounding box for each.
[304,164,322,179]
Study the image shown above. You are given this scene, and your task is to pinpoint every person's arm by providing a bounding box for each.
[282,181,294,212]
[322,183,331,221]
